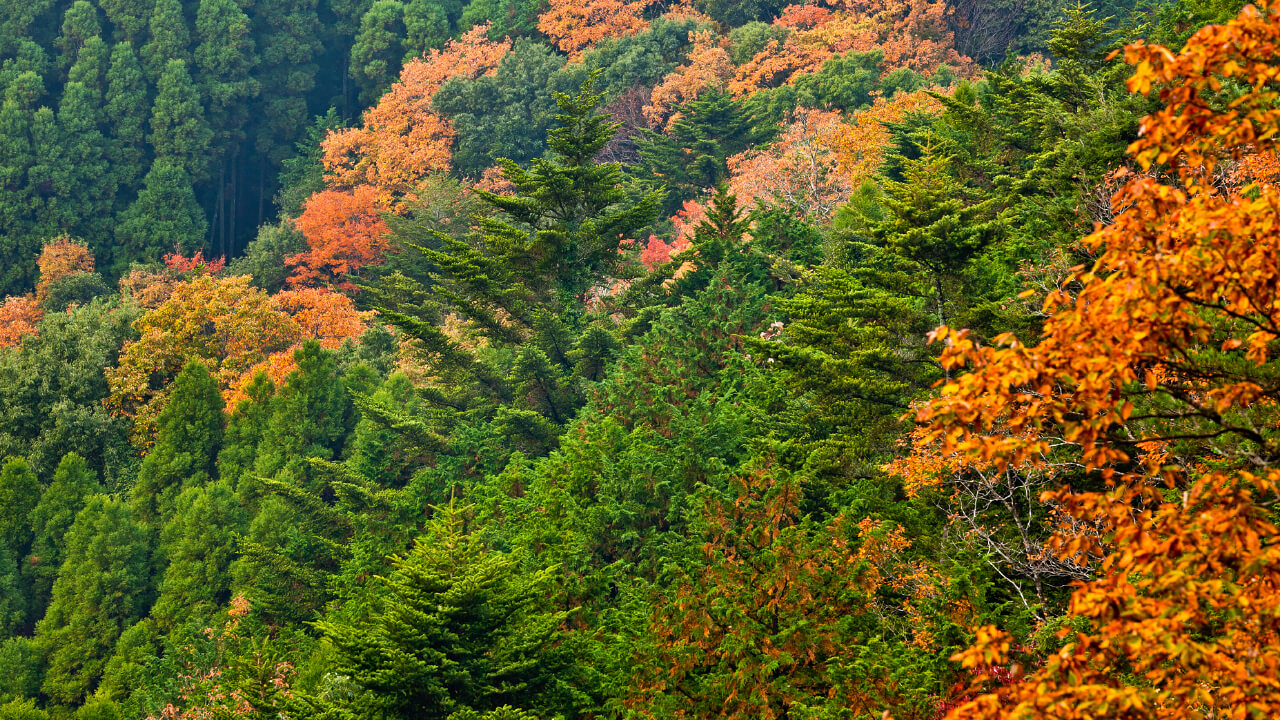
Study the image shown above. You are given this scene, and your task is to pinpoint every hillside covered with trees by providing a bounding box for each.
[1,0,1279,717]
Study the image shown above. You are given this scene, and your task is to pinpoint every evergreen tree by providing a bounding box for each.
[195,0,259,152]
[26,452,100,621]
[114,159,207,264]
[313,507,577,719]
[253,341,350,485]
[403,0,452,58]
[0,458,37,634]
[56,81,115,251]
[0,457,38,576]
[149,58,212,182]
[54,1,103,78]
[103,42,148,206]
[98,0,154,45]
[636,87,768,215]
[349,0,405,105]
[216,372,275,491]
[36,496,152,705]
[0,73,42,294]
[67,35,109,94]
[130,359,225,523]
[140,0,191,82]
[150,480,246,629]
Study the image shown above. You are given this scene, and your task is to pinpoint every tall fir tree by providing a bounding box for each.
[56,81,115,252]
[349,0,405,105]
[130,359,225,524]
[150,480,246,629]
[253,341,350,485]
[0,73,42,294]
[25,452,100,626]
[98,0,154,45]
[36,496,152,705]
[114,159,207,264]
[149,58,212,182]
[0,457,39,627]
[54,1,102,78]
[103,42,148,208]
[140,0,191,82]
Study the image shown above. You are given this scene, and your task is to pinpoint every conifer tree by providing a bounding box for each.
[150,480,246,629]
[54,1,102,77]
[0,457,38,576]
[403,0,452,58]
[313,507,577,719]
[26,452,99,621]
[0,73,42,294]
[140,0,191,82]
[130,359,225,523]
[149,58,212,182]
[253,341,350,485]
[37,496,152,705]
[67,35,109,93]
[103,42,147,206]
[636,88,766,215]
[98,0,152,45]
[56,81,115,251]
[114,159,207,263]
[349,0,405,104]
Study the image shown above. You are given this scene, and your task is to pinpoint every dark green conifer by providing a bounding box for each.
[114,159,207,263]
[103,42,148,206]
[349,0,405,105]
[149,58,212,182]
[54,1,102,77]
[36,496,152,705]
[140,0,191,82]
[150,480,246,629]
[253,341,350,485]
[26,452,100,620]
[130,359,225,524]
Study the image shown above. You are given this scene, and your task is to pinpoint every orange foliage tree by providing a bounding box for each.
[320,26,510,195]
[907,5,1280,717]
[728,0,970,97]
[644,30,734,129]
[725,91,941,220]
[35,237,96,303]
[288,185,391,289]
[107,275,304,445]
[538,0,659,59]
[0,296,42,349]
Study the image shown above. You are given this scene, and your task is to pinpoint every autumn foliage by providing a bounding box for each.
[321,26,510,195]
[35,237,96,303]
[538,0,660,59]
[0,295,42,349]
[726,91,943,220]
[728,0,971,97]
[288,186,391,289]
[907,4,1280,717]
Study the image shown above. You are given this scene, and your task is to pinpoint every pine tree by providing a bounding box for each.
[25,453,99,623]
[403,0,452,58]
[56,81,115,251]
[114,159,207,264]
[0,73,42,294]
[36,496,152,705]
[54,1,103,78]
[67,35,109,94]
[253,341,350,485]
[98,0,153,45]
[130,359,225,523]
[149,58,212,182]
[0,457,38,634]
[349,0,405,105]
[150,480,246,629]
[313,507,576,719]
[140,0,191,82]
[636,88,767,215]
[103,42,148,206]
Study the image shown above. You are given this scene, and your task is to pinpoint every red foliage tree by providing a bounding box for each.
[288,186,391,289]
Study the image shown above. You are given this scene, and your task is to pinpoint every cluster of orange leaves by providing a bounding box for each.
[0,237,101,349]
[538,0,660,59]
[727,0,972,97]
[107,275,372,445]
[908,4,1280,717]
[295,27,510,289]
[725,90,942,220]
[644,30,734,129]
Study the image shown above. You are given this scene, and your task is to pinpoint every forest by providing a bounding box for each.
[1,0,1279,716]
